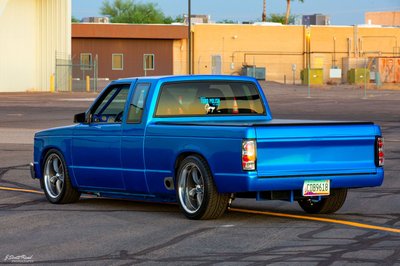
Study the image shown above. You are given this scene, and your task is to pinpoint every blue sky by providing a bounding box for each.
[72,0,400,25]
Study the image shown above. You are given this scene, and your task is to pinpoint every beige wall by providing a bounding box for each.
[192,24,305,82]
[0,0,71,92]
[188,24,400,83]
[173,39,188,75]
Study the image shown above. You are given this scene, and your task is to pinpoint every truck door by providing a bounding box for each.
[71,83,131,190]
[121,82,151,194]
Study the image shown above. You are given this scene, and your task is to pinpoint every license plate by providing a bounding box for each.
[302,180,330,197]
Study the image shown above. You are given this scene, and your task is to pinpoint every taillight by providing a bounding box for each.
[376,137,384,166]
[242,140,257,171]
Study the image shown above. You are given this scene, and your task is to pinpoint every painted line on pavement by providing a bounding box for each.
[0,186,44,195]
[229,207,400,234]
[1,185,398,234]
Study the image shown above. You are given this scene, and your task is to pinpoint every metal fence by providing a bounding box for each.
[176,54,400,88]
[54,52,398,93]
[55,52,98,92]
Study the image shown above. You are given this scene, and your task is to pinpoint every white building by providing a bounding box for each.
[0,0,71,92]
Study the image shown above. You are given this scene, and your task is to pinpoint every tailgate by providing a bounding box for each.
[255,121,380,177]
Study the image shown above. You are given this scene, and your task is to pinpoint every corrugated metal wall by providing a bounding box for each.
[0,0,70,92]
[0,0,36,92]
[36,0,71,92]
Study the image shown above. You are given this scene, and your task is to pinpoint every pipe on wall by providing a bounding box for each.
[360,35,398,56]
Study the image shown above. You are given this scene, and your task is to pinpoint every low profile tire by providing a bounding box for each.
[40,149,80,204]
[176,156,230,220]
[298,188,348,214]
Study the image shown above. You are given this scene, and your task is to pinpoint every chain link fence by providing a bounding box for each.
[55,52,98,92]
[54,53,399,93]
[177,53,399,89]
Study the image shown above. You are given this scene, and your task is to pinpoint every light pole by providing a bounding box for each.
[306,27,311,98]
[188,0,192,74]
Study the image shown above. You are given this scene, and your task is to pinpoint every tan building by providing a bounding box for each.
[189,24,400,83]
[365,11,400,26]
[0,0,71,92]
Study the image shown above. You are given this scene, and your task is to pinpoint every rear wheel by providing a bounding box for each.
[41,149,80,204]
[298,188,348,214]
[176,156,230,220]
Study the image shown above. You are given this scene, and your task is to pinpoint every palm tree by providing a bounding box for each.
[285,0,303,24]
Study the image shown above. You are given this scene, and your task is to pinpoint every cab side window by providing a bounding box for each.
[127,83,150,123]
[91,84,130,123]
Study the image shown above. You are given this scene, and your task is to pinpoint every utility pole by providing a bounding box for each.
[262,0,266,22]
[188,0,192,74]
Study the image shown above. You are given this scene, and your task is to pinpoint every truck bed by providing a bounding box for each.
[152,118,382,192]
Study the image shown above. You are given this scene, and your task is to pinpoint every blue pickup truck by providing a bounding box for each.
[31,75,384,219]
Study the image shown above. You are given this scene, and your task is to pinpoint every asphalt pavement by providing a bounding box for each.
[0,83,399,265]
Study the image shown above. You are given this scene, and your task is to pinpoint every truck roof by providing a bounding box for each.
[117,75,258,83]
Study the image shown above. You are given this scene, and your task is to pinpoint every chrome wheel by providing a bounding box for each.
[178,163,204,214]
[176,156,230,219]
[44,153,65,199]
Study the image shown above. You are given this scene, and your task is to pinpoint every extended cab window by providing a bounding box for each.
[155,81,265,117]
[127,83,150,123]
[91,84,130,123]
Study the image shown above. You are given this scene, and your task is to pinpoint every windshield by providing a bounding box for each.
[155,81,265,117]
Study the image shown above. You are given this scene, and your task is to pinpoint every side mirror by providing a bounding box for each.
[74,112,87,123]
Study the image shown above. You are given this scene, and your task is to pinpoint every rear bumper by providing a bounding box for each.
[214,168,384,193]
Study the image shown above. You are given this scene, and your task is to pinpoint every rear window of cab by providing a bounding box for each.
[155,81,265,117]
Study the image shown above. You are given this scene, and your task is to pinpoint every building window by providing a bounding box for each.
[80,53,92,70]
[112,54,124,70]
[144,54,154,70]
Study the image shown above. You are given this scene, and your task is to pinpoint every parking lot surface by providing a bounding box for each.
[0,83,399,265]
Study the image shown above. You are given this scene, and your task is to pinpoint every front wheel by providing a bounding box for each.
[41,149,80,204]
[176,156,230,220]
[298,188,348,214]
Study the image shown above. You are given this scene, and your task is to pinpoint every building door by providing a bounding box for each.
[211,55,222,75]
